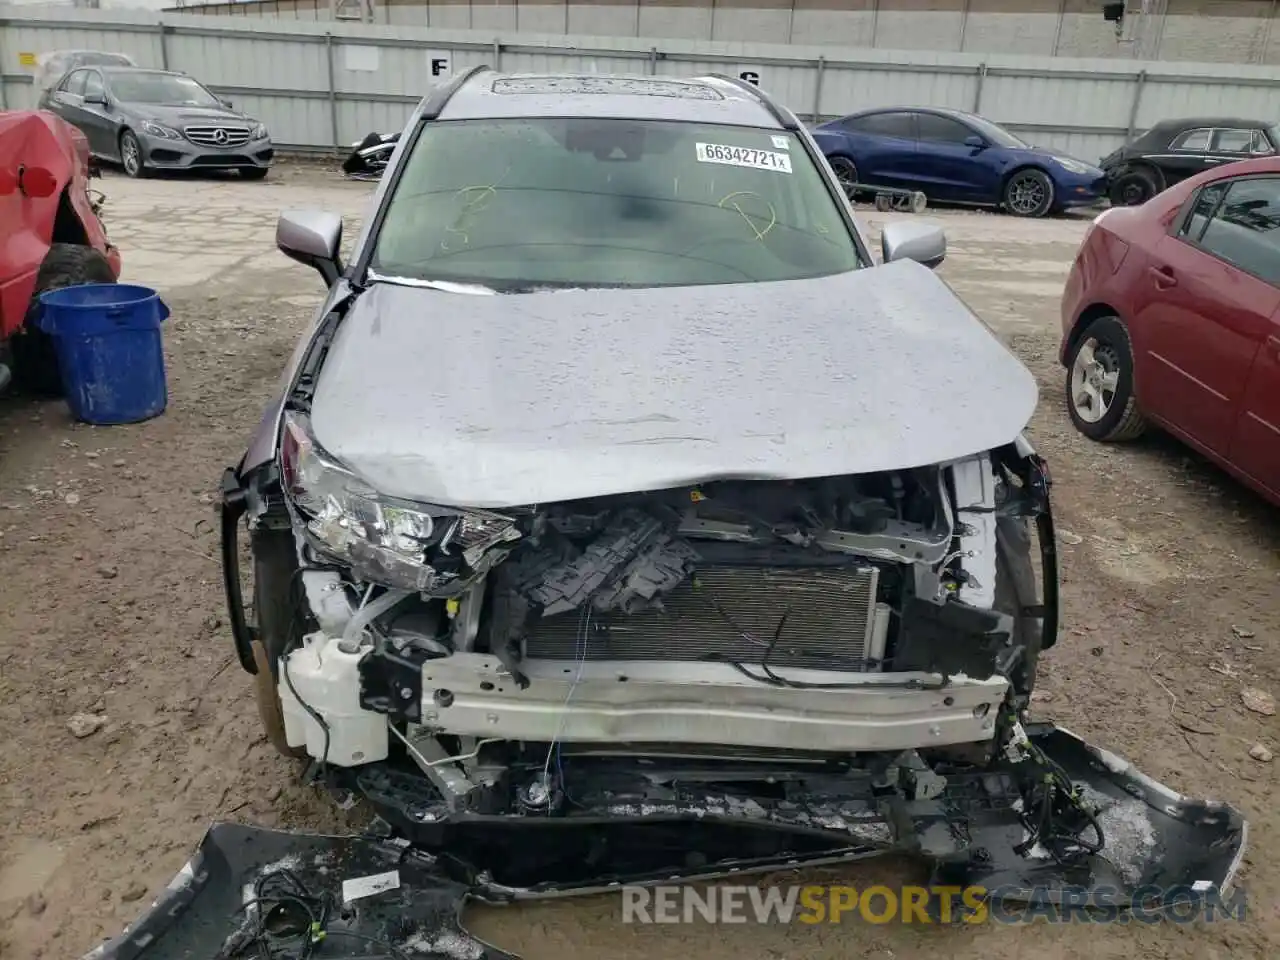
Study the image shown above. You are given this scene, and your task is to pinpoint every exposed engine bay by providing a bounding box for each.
[211,430,1246,938]
[269,411,1033,770]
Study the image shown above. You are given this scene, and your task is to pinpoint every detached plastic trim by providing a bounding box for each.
[219,466,258,675]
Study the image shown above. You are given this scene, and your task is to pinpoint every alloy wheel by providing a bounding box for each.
[1069,338,1121,423]
[121,134,141,177]
[1007,173,1047,216]
[830,157,858,192]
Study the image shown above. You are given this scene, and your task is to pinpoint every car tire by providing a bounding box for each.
[1003,168,1055,218]
[250,529,307,759]
[12,243,117,397]
[1108,167,1160,207]
[119,129,146,178]
[1064,314,1147,442]
[828,155,859,199]
[239,167,269,181]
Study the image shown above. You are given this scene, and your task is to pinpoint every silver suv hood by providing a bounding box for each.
[308,259,1037,508]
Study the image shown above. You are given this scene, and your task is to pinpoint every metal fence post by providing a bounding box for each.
[492,39,503,69]
[325,32,340,153]
[811,56,825,122]
[1258,0,1276,63]
[648,46,658,75]
[159,22,170,71]
[1126,69,1146,139]
[973,62,986,113]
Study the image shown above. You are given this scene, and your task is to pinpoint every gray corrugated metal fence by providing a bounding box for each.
[4,4,1280,161]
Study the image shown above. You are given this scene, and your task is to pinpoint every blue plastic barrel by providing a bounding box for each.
[35,283,170,425]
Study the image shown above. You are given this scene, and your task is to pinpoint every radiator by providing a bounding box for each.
[522,565,881,670]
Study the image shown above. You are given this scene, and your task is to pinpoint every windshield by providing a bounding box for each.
[370,117,866,290]
[108,71,221,107]
[964,114,1028,149]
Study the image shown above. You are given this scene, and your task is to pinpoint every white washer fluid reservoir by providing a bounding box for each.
[278,631,389,766]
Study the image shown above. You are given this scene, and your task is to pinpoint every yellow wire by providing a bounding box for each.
[717,191,777,241]
[441,183,498,252]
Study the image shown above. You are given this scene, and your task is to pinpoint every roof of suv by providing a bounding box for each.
[435,72,786,128]
[98,66,181,76]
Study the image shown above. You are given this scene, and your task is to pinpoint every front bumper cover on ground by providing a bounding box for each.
[83,725,1246,959]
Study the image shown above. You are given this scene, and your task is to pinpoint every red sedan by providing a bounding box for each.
[1060,154,1280,505]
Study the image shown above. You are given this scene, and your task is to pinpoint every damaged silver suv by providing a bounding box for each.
[215,69,1244,942]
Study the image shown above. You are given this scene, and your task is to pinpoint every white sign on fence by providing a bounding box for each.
[343,44,380,73]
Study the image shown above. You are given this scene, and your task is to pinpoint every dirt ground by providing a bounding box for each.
[1,163,1277,960]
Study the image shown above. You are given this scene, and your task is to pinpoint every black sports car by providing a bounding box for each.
[1100,116,1278,206]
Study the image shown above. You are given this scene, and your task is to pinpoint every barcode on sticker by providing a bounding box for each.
[695,142,792,173]
[342,870,401,903]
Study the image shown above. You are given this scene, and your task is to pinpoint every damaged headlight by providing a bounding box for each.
[279,412,522,593]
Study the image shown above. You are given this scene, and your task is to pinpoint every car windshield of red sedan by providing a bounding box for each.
[108,71,221,107]
[371,117,866,291]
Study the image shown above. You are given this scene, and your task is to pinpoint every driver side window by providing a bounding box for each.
[915,113,975,145]
[1180,177,1280,286]
[60,70,88,96]
[846,112,916,140]
[1170,128,1211,152]
[1178,182,1225,243]
[1211,128,1255,154]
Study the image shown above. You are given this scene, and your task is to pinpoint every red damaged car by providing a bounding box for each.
[1060,155,1280,505]
[0,109,121,395]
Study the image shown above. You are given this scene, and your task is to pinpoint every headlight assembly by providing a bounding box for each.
[141,121,182,140]
[1053,156,1092,175]
[251,123,268,141]
[279,411,522,593]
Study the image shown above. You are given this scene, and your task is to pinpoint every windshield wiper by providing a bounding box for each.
[365,270,497,296]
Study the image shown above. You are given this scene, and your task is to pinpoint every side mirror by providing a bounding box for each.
[84,93,107,107]
[881,221,946,269]
[220,98,234,109]
[277,210,344,286]
[964,135,985,149]
[0,165,59,199]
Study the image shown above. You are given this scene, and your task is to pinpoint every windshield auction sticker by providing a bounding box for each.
[695,142,793,173]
